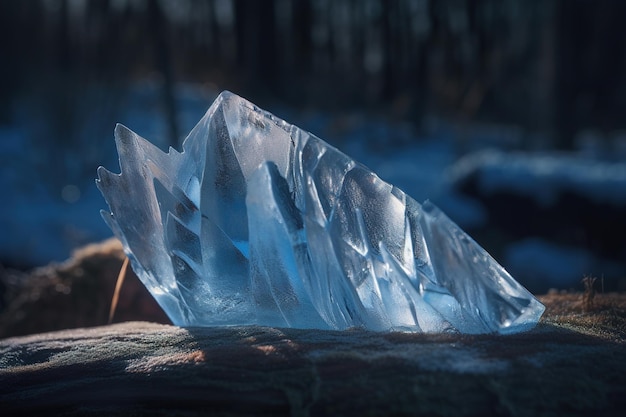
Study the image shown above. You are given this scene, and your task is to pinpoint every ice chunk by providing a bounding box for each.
[97,91,544,334]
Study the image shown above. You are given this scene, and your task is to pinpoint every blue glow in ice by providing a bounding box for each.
[97,91,544,334]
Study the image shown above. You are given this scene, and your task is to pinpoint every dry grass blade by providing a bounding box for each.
[109,257,129,324]
[582,275,597,312]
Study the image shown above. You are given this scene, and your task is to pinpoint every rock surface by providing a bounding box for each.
[1,293,625,417]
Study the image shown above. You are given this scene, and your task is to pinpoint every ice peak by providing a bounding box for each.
[97,91,544,334]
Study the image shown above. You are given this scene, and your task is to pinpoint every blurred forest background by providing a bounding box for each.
[0,0,626,148]
[1,0,625,294]
[3,0,626,150]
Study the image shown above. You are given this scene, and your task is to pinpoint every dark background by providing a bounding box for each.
[0,0,625,292]
[2,0,626,148]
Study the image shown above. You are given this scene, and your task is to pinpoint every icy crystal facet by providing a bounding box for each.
[97,91,544,334]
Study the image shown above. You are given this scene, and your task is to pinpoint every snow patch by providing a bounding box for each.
[450,150,626,207]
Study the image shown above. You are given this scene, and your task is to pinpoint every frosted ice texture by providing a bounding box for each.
[97,91,544,334]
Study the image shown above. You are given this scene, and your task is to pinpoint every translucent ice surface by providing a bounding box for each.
[97,91,544,334]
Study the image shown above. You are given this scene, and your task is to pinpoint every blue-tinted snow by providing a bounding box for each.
[449,150,626,207]
[0,81,218,267]
[0,81,624,292]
